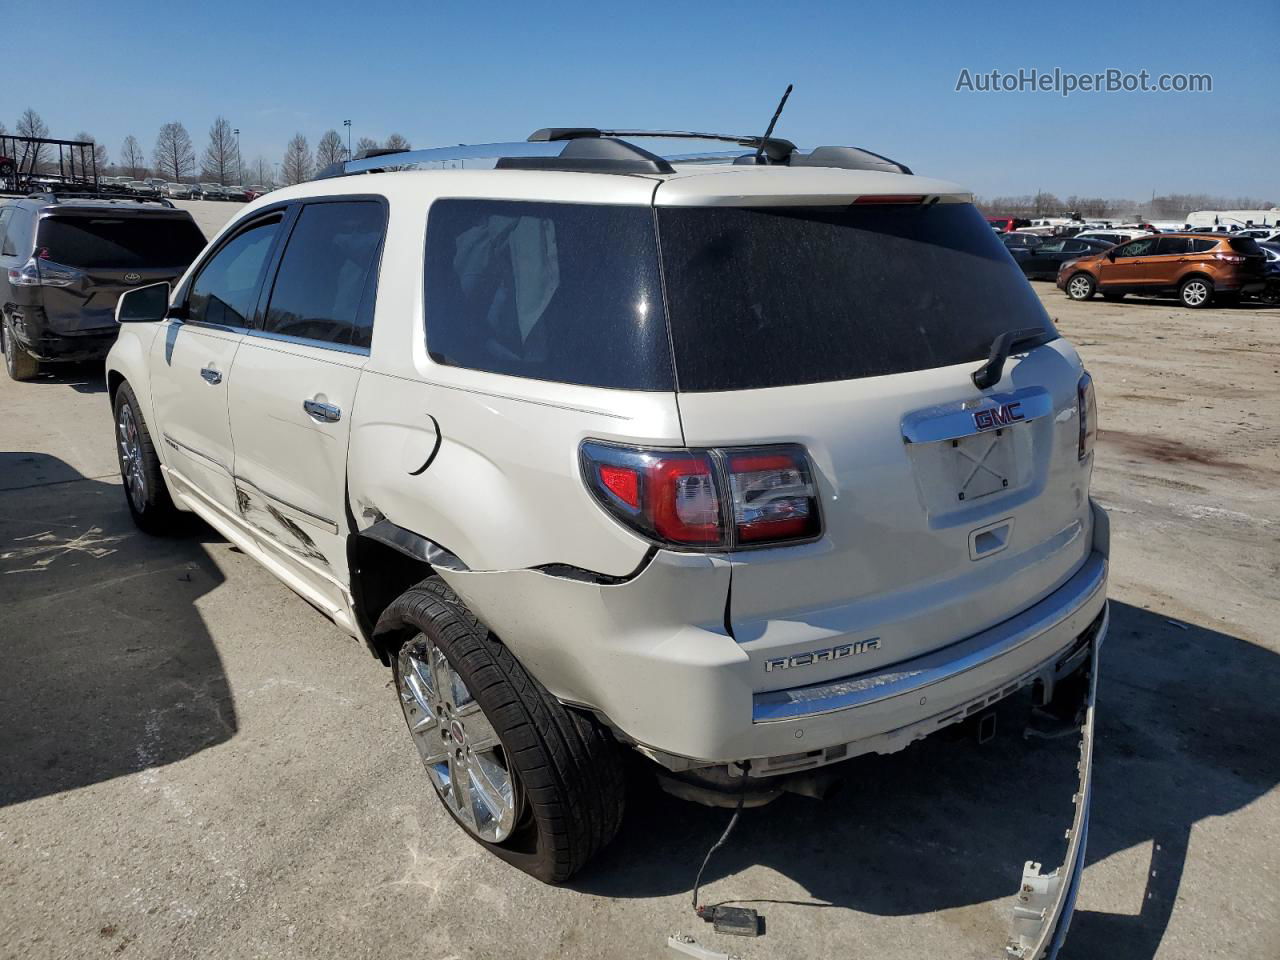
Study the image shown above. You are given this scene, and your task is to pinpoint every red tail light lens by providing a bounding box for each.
[1077,371,1097,460]
[580,442,820,549]
[1214,252,1245,263]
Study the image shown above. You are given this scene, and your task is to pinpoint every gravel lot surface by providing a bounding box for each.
[1,236,1277,960]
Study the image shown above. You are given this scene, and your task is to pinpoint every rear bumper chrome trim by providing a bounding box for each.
[753,551,1107,723]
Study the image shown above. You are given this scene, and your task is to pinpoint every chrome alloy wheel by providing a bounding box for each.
[1182,280,1209,306]
[1068,276,1092,299]
[397,635,521,842]
[116,402,147,511]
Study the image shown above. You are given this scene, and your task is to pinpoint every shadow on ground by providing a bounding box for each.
[574,601,1279,960]
[0,452,236,807]
[3,359,108,394]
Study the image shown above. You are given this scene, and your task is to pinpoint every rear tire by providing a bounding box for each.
[384,576,626,883]
[1065,273,1096,301]
[1179,277,1213,308]
[2,321,40,382]
[112,381,180,534]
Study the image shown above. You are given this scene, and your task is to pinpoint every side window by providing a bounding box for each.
[423,199,672,390]
[1115,237,1158,258]
[1189,238,1218,254]
[1038,240,1066,253]
[261,201,385,349]
[188,216,282,328]
[1157,237,1190,255]
[0,207,13,253]
[2,209,32,257]
[1063,240,1086,253]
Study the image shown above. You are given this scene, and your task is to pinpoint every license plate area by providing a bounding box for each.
[952,429,1016,502]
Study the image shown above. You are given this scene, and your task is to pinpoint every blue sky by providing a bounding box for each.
[11,0,1278,199]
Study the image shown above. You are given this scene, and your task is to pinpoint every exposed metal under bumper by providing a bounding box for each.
[1007,602,1105,959]
[753,552,1107,724]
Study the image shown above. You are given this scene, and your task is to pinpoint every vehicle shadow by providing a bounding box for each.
[575,601,1279,960]
[7,359,108,394]
[0,452,236,807]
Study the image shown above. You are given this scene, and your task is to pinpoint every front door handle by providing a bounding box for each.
[200,367,222,385]
[304,399,341,423]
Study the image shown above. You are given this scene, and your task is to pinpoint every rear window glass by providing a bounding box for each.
[657,203,1055,392]
[424,199,672,390]
[1228,237,1261,254]
[36,215,207,269]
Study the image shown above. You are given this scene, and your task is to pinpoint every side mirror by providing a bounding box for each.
[116,282,171,324]
[1106,251,1116,262]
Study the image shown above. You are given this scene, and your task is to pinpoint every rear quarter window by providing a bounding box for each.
[424,199,672,391]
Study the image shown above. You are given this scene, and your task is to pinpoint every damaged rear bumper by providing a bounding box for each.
[1007,602,1105,959]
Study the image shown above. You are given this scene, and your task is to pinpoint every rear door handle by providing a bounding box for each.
[200,367,222,385]
[303,399,341,423]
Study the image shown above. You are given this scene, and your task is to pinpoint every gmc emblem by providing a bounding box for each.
[973,402,1024,431]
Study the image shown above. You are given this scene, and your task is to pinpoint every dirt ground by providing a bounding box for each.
[0,266,1277,960]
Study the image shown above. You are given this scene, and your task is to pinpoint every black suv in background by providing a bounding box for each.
[0,194,206,380]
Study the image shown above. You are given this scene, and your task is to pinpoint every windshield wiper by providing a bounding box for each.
[972,327,1048,390]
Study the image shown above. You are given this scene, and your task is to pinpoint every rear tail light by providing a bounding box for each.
[1077,371,1097,460]
[7,257,76,288]
[580,441,821,549]
[1214,253,1245,263]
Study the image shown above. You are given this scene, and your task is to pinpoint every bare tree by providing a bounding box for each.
[73,131,109,178]
[280,133,313,185]
[120,135,147,179]
[316,129,345,168]
[247,155,273,187]
[153,122,196,182]
[201,116,240,185]
[354,136,379,158]
[384,133,411,152]
[16,108,50,172]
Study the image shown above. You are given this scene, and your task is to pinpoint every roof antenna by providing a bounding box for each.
[753,83,794,164]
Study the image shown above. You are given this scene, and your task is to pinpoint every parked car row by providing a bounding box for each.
[96,175,268,201]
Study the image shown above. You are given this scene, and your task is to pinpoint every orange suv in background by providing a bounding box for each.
[1058,234,1268,308]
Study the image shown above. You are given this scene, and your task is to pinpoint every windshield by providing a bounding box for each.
[36,215,207,269]
[656,202,1055,392]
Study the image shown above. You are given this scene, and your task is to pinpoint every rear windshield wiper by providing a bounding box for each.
[972,327,1049,389]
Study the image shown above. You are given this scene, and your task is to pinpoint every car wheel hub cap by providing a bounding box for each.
[397,635,520,843]
[1185,283,1207,304]
[116,404,147,511]
[1069,278,1089,298]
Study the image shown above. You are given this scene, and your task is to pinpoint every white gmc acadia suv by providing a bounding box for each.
[107,130,1107,956]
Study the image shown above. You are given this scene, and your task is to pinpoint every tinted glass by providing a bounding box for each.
[2,209,33,257]
[1228,237,1262,254]
[1189,238,1217,253]
[1038,240,1066,253]
[1115,237,1158,257]
[658,203,1055,392]
[263,201,385,348]
[424,199,672,390]
[36,215,206,269]
[1063,240,1087,253]
[0,207,13,252]
[188,217,281,327]
[1158,237,1190,255]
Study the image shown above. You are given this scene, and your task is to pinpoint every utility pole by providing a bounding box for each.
[343,119,352,160]
[233,128,241,184]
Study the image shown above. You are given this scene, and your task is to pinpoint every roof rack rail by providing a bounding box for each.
[527,129,910,174]
[25,190,176,209]
[529,128,797,163]
[311,132,911,181]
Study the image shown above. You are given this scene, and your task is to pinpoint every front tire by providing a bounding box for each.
[385,577,625,883]
[2,321,39,381]
[1179,277,1213,308]
[113,381,180,533]
[1065,273,1096,301]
